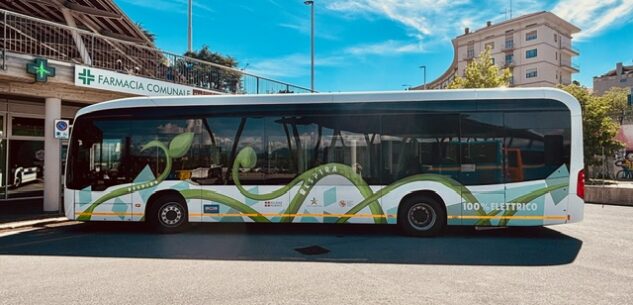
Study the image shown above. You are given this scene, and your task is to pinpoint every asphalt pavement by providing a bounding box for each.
[0,204,632,305]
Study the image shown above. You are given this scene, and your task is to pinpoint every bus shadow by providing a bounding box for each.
[0,222,582,266]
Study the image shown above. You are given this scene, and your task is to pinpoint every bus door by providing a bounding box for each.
[459,112,506,226]
[79,138,133,221]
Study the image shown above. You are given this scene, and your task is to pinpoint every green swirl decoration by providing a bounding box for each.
[78,132,568,226]
[231,147,385,223]
[77,133,194,221]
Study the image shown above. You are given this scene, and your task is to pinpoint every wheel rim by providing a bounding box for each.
[407,202,437,231]
[159,202,184,227]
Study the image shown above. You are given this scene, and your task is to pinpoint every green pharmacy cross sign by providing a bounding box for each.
[26,58,56,82]
[78,68,95,85]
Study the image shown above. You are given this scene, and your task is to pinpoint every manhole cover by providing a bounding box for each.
[294,245,330,255]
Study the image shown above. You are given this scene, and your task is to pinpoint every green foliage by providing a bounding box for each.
[559,84,624,166]
[182,45,241,93]
[184,45,238,68]
[601,87,631,123]
[135,22,155,43]
[448,47,512,89]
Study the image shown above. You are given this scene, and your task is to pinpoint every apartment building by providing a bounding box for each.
[415,11,580,89]
[593,62,633,95]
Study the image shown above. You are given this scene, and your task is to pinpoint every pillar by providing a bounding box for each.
[44,97,61,212]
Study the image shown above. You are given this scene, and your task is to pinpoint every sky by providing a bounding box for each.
[115,0,633,92]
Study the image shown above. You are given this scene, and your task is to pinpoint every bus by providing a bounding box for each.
[64,88,584,236]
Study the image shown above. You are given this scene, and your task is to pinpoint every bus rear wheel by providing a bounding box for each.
[398,196,446,237]
[149,194,189,233]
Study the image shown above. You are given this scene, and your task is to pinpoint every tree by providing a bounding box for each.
[183,46,241,93]
[601,87,631,124]
[184,45,238,68]
[448,47,512,89]
[559,83,624,167]
[135,22,155,43]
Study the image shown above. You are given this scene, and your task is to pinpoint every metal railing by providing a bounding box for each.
[0,9,312,95]
[561,58,580,71]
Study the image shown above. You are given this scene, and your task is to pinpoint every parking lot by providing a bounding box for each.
[1,203,632,305]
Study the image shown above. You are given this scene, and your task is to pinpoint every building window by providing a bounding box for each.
[526,68,538,78]
[485,42,495,50]
[467,43,475,59]
[526,30,537,41]
[505,38,514,49]
[11,117,44,137]
[555,52,558,60]
[526,48,537,59]
[505,54,514,65]
[491,58,495,65]
[554,33,558,43]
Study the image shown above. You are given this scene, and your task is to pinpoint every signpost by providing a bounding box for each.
[54,119,70,139]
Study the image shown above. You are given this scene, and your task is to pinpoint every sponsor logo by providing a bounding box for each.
[203,204,220,214]
[264,201,283,207]
[339,200,353,208]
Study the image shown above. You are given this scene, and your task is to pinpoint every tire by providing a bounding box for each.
[398,195,446,237]
[616,170,626,180]
[148,194,189,233]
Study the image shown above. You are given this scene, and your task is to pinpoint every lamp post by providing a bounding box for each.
[188,0,193,52]
[304,0,315,92]
[419,65,427,90]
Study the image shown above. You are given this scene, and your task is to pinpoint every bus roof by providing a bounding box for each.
[75,88,581,118]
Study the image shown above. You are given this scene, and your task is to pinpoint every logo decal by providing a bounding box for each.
[78,68,95,85]
[339,200,353,208]
[203,204,220,214]
[264,201,283,207]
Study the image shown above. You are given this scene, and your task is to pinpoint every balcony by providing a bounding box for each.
[0,9,312,95]
[561,59,580,73]
[561,45,580,56]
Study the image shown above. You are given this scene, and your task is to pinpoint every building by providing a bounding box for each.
[593,62,633,95]
[414,11,580,90]
[0,1,309,212]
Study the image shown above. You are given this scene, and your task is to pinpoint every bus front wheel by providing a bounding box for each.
[149,194,189,233]
[398,196,446,237]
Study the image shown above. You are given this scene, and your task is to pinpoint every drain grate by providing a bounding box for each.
[294,245,330,255]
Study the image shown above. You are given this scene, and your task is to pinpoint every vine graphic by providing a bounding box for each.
[78,133,568,226]
[77,132,195,221]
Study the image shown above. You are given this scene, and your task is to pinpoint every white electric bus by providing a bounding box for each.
[64,88,584,236]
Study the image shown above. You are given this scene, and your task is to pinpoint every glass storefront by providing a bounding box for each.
[0,100,79,201]
[7,139,45,198]
[0,114,46,198]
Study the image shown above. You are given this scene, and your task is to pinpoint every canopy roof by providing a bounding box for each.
[0,0,153,45]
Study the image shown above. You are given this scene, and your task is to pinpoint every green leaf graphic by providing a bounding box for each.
[168,132,194,158]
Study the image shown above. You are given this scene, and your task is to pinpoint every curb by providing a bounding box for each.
[0,217,70,231]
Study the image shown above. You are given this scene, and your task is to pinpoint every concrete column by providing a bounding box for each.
[44,98,61,212]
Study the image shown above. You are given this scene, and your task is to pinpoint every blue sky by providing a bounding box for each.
[116,0,633,92]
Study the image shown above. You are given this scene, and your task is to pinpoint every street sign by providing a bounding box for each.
[54,119,70,139]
